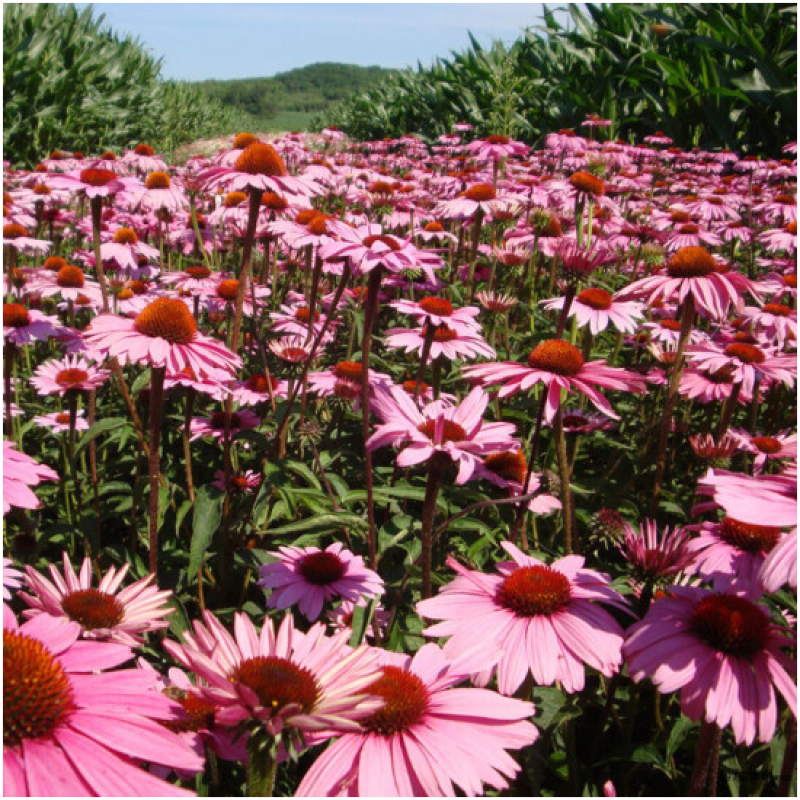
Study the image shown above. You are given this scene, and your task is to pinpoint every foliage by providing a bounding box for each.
[317,3,797,154]
[3,3,255,167]
[193,63,395,128]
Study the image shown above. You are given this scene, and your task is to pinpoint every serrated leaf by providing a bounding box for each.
[188,484,224,577]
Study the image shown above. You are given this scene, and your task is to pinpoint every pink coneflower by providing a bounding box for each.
[33,410,90,434]
[46,166,139,198]
[757,221,797,253]
[685,339,796,397]
[475,290,518,313]
[98,227,159,272]
[688,432,739,462]
[664,222,722,252]
[686,516,788,585]
[384,321,496,362]
[3,612,202,796]
[616,245,744,320]
[228,372,286,406]
[738,302,797,348]
[211,469,262,494]
[473,450,561,514]
[466,134,529,162]
[160,264,219,296]
[308,360,392,404]
[201,140,318,198]
[320,224,417,276]
[258,543,383,622]
[121,143,168,173]
[679,364,751,405]
[125,171,188,212]
[269,302,339,344]
[434,183,507,221]
[390,296,482,335]
[560,408,616,434]
[540,288,645,335]
[3,303,66,345]
[618,519,695,587]
[417,542,629,694]
[162,610,383,740]
[19,553,173,647]
[2,223,51,254]
[728,427,797,474]
[623,585,796,745]
[368,384,517,484]
[84,297,241,380]
[297,643,538,797]
[3,441,58,514]
[31,264,104,305]
[189,408,260,442]
[3,557,24,601]
[30,355,109,397]
[463,339,646,422]
[326,597,390,640]
[268,334,315,363]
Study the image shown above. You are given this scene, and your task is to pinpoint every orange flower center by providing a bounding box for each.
[419,297,454,317]
[464,183,496,202]
[718,516,781,553]
[232,132,259,150]
[3,629,75,746]
[332,361,363,382]
[486,134,510,145]
[245,374,275,394]
[229,657,319,713]
[307,216,329,236]
[163,692,217,733]
[298,551,346,585]
[496,565,571,616]
[33,184,51,196]
[127,280,148,295]
[362,234,401,251]
[666,246,717,278]
[55,412,71,424]
[60,588,125,629]
[577,288,612,310]
[216,279,240,302]
[763,303,790,317]
[234,143,287,177]
[750,436,782,455]
[678,223,699,234]
[79,168,117,187]
[55,368,89,388]
[423,221,444,232]
[660,319,683,332]
[186,266,211,279]
[134,144,155,156]
[418,419,467,443]
[724,342,765,364]
[294,306,319,323]
[145,171,171,190]
[527,340,584,376]
[134,298,197,345]
[210,412,242,430]
[294,209,320,225]
[690,594,768,657]
[423,323,458,342]
[569,171,606,196]
[786,221,797,235]
[261,192,288,210]
[3,224,27,239]
[3,303,30,328]
[484,450,527,484]
[43,256,67,272]
[56,266,85,288]
[224,191,247,208]
[402,379,429,395]
[361,667,430,736]
[112,227,138,245]
[670,210,691,224]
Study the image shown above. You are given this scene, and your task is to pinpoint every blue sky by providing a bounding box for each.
[76,3,567,81]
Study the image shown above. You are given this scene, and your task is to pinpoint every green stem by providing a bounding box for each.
[246,738,277,798]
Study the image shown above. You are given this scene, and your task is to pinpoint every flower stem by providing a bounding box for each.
[420,452,448,598]
[90,196,111,312]
[361,266,383,570]
[147,366,166,579]
[650,295,695,517]
[246,737,277,798]
[554,405,575,554]
[688,720,722,796]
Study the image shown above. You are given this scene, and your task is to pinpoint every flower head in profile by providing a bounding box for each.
[540,287,645,335]
[3,612,202,796]
[623,585,796,745]
[463,339,646,423]
[163,611,383,743]
[367,384,517,484]
[417,542,629,695]
[19,553,173,646]
[84,297,241,380]
[618,520,695,588]
[616,245,747,320]
[258,543,383,621]
[297,643,538,797]
[3,303,67,345]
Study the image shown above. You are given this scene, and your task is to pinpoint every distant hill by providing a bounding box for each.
[192,62,395,132]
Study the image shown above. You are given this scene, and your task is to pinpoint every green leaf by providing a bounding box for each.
[72,417,129,458]
[188,484,224,577]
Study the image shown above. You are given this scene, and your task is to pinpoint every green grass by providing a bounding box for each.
[260,110,316,133]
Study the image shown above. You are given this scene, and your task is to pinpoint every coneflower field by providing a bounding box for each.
[2,126,797,797]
